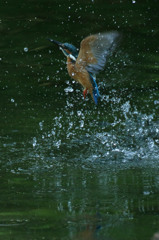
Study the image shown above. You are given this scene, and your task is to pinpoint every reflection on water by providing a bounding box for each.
[73,214,102,240]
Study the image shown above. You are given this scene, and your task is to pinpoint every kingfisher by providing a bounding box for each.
[49,31,120,104]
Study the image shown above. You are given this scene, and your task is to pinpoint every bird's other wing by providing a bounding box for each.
[76,31,121,74]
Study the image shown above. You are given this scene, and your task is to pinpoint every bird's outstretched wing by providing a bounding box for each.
[76,31,120,74]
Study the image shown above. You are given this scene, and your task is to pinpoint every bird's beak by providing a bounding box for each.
[49,39,69,57]
[49,39,63,48]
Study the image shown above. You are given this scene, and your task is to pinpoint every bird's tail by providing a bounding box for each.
[89,74,100,105]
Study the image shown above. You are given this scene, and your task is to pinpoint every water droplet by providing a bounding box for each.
[143,191,150,195]
[154,100,159,105]
[24,47,28,52]
[54,140,61,148]
[64,86,74,93]
[39,121,43,130]
[32,137,37,147]
[77,111,82,116]
[80,120,84,128]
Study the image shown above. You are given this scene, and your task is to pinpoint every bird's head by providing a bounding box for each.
[49,39,79,61]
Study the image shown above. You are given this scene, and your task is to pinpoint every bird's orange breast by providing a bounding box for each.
[66,56,94,98]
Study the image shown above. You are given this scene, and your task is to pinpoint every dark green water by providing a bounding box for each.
[1,0,159,239]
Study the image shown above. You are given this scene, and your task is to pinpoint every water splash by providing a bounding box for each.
[28,102,159,169]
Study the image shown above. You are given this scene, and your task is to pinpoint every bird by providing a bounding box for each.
[49,31,120,104]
